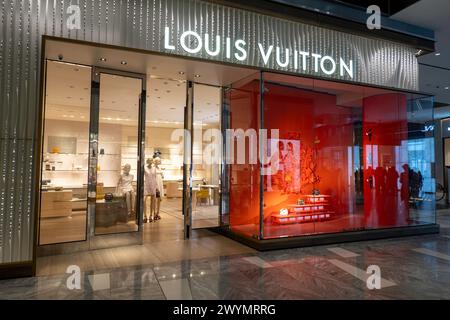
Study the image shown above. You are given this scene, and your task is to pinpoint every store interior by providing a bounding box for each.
[38,39,256,246]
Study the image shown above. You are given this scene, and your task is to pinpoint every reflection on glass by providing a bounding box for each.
[94,73,142,235]
[39,61,91,245]
[192,84,222,229]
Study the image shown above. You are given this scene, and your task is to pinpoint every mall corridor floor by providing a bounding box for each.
[1,209,449,300]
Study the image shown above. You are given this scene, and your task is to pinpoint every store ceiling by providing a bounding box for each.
[44,39,253,127]
[392,0,450,113]
[329,0,419,16]
[45,60,222,127]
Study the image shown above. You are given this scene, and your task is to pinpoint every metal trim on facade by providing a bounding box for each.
[0,0,419,264]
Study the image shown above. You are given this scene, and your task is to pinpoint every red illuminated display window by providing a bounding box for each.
[227,72,435,240]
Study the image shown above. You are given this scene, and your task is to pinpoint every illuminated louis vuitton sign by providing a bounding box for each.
[164,27,354,79]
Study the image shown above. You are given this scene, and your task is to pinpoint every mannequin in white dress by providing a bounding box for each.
[116,164,135,215]
[144,158,157,223]
[153,157,164,220]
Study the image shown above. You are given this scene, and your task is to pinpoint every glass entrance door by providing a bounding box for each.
[89,68,146,240]
[183,82,223,237]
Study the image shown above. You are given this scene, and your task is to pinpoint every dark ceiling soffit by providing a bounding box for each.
[208,0,435,53]
[330,0,420,16]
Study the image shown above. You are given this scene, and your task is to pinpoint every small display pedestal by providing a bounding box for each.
[271,195,334,225]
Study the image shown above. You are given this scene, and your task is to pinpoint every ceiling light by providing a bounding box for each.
[121,61,127,65]
[74,68,79,72]
[435,52,441,56]
[69,85,74,89]
[99,57,107,62]
[445,87,449,90]
[170,107,176,110]
[179,71,185,75]
[194,74,201,78]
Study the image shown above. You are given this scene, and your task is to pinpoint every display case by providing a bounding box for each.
[223,71,438,247]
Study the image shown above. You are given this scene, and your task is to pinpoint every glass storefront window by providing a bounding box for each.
[39,61,91,245]
[226,73,262,238]
[226,71,436,240]
[94,73,142,235]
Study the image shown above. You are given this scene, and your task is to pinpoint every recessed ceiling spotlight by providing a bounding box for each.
[194,74,201,78]
[74,68,79,72]
[179,71,185,75]
[170,107,176,110]
[445,86,449,90]
[99,57,107,62]
[435,52,441,56]
[121,61,127,65]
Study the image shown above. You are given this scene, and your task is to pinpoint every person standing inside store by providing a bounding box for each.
[144,158,157,223]
[153,156,164,220]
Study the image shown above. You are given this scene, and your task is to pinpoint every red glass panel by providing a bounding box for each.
[363,93,410,228]
[228,79,261,238]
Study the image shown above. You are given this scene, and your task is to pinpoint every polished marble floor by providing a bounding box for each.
[1,209,449,300]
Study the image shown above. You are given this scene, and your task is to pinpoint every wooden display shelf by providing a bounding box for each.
[287,203,330,213]
[304,195,331,203]
[271,211,333,225]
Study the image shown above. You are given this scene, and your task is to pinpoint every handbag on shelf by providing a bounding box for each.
[104,193,114,201]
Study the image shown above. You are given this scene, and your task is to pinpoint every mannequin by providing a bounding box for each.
[144,158,157,223]
[153,157,164,220]
[116,164,135,216]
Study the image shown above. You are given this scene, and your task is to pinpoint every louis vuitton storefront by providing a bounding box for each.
[0,0,439,279]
